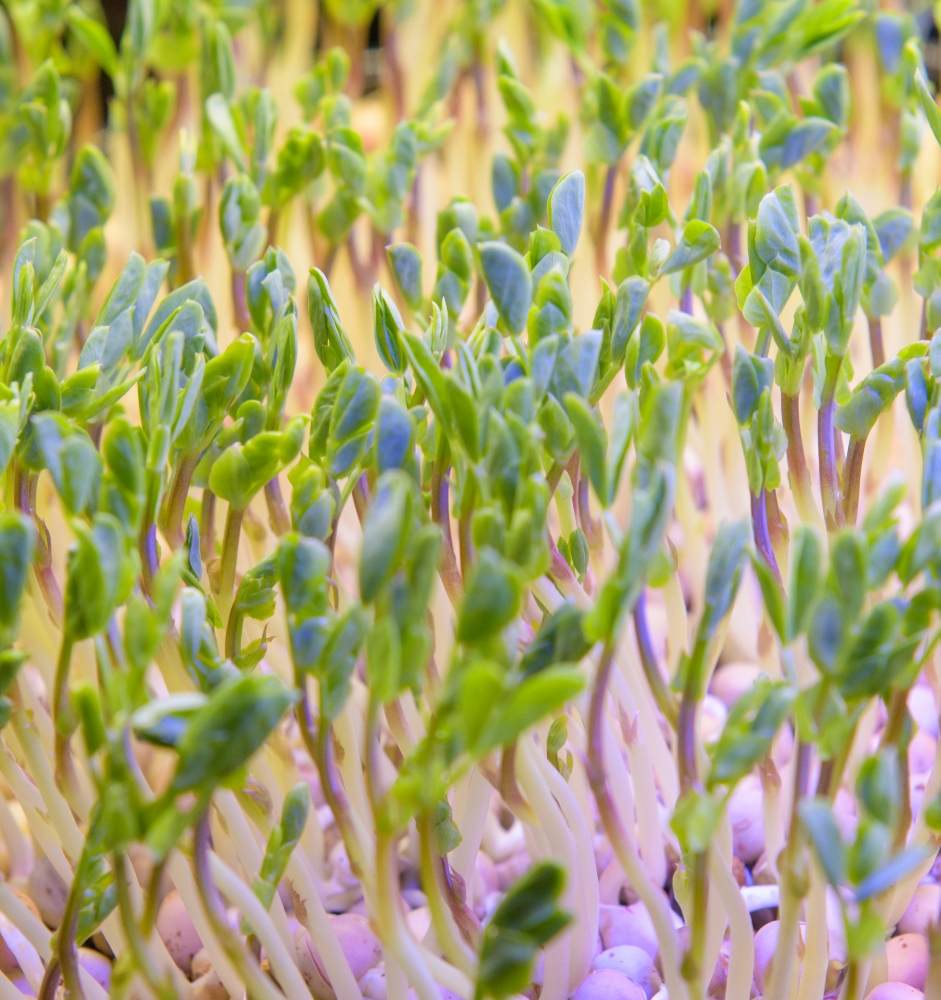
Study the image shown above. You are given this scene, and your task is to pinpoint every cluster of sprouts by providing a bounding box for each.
[4,1,941,1000]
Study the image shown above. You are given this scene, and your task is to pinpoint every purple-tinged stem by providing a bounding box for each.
[781,391,816,523]
[817,353,846,533]
[633,591,678,727]
[841,436,867,528]
[867,313,885,370]
[595,163,617,280]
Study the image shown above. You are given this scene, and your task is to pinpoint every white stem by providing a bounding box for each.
[0,910,44,994]
[0,882,50,961]
[515,741,573,1000]
[333,701,376,856]
[533,741,599,989]
[215,791,296,959]
[449,767,491,888]
[385,955,409,1000]
[796,858,829,1000]
[255,750,325,882]
[708,847,754,1000]
[0,965,39,1000]
[10,712,83,861]
[609,673,668,884]
[286,854,363,1000]
[209,852,311,1000]
[167,851,244,1000]
[417,943,474,999]
[0,788,32,878]
[761,764,784,883]
[614,638,678,808]
[663,570,690,679]
[601,706,636,853]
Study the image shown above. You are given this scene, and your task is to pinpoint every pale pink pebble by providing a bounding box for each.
[753,921,778,994]
[359,967,387,1000]
[899,885,941,935]
[78,949,111,992]
[191,971,229,1000]
[405,906,431,942]
[496,851,531,890]
[833,787,858,842]
[710,664,764,708]
[909,686,939,738]
[729,774,765,864]
[755,922,806,994]
[592,945,654,995]
[571,968,646,1000]
[708,940,730,997]
[0,931,19,977]
[472,853,498,906]
[772,722,794,770]
[700,695,727,744]
[911,776,929,823]
[864,985,924,1000]
[598,856,629,905]
[531,951,544,986]
[328,842,359,889]
[331,913,382,979]
[909,731,937,777]
[156,890,203,977]
[294,925,334,1000]
[886,934,929,991]
[191,949,213,980]
[598,903,658,958]
[594,837,613,876]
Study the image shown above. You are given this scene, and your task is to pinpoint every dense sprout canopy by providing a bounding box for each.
[3,2,941,1000]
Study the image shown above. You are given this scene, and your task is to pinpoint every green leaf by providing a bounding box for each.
[800,798,846,888]
[475,862,572,1000]
[708,679,793,788]
[65,515,132,641]
[373,284,406,375]
[660,219,720,275]
[476,667,584,754]
[316,605,366,721]
[671,789,722,853]
[855,845,930,901]
[695,519,751,645]
[753,547,786,639]
[367,615,401,704]
[278,534,331,619]
[359,471,413,602]
[205,93,247,171]
[247,782,310,919]
[547,170,585,256]
[402,331,452,429]
[326,366,381,478]
[564,394,607,506]
[66,7,119,78]
[386,243,424,312]
[478,242,532,335]
[731,345,774,424]
[458,549,523,645]
[0,513,33,629]
[611,277,649,366]
[73,684,106,756]
[787,526,822,641]
[172,674,296,792]
[914,69,941,150]
[308,268,354,374]
[446,373,480,460]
